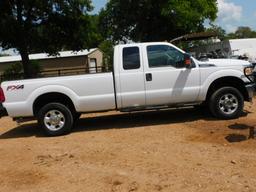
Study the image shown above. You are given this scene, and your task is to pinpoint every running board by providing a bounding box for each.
[120,102,201,112]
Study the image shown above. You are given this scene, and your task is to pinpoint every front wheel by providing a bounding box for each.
[38,103,74,136]
[209,87,244,119]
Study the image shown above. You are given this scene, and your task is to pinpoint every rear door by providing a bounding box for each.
[118,46,146,108]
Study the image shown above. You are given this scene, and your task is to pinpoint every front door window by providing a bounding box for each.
[147,45,185,69]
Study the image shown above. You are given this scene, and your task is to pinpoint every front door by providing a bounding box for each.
[142,44,200,106]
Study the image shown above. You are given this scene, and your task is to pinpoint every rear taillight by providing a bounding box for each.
[0,87,5,102]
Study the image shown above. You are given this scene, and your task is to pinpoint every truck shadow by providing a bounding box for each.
[75,108,212,133]
[0,107,249,139]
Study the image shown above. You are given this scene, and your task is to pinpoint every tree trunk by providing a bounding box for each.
[19,49,32,79]
[16,1,32,79]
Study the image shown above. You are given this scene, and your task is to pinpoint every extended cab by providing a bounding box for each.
[0,42,255,136]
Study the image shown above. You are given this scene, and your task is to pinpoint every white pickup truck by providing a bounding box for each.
[0,42,255,136]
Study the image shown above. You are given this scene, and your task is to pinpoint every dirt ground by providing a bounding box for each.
[1,99,256,192]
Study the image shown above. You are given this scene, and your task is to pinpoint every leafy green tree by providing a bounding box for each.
[3,60,41,81]
[99,40,114,71]
[227,27,256,39]
[206,24,226,41]
[89,14,105,47]
[0,0,94,78]
[99,0,218,42]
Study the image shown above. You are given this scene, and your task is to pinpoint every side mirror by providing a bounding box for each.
[184,53,192,68]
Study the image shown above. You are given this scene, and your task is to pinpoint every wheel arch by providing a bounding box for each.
[206,76,249,102]
[33,92,76,116]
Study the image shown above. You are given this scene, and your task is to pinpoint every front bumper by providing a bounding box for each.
[0,103,8,118]
[245,83,255,102]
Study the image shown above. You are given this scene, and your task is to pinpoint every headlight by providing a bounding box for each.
[244,67,254,76]
[244,66,255,82]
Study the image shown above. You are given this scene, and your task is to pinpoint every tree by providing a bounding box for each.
[227,27,256,39]
[0,0,94,78]
[89,14,105,47]
[2,60,41,81]
[99,40,114,70]
[99,0,218,42]
[206,24,226,41]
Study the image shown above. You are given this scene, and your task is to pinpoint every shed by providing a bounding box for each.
[0,48,103,75]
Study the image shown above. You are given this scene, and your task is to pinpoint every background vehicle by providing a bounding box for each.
[0,42,255,136]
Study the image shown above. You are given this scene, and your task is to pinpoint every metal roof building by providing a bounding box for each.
[0,48,103,75]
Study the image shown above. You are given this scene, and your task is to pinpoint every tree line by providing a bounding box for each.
[207,25,256,41]
[0,0,255,78]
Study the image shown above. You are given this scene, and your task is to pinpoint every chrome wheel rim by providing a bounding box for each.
[219,94,238,115]
[44,110,65,131]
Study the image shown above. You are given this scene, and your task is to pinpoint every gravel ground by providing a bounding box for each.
[0,98,256,192]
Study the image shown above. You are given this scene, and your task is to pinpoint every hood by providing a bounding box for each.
[198,59,251,67]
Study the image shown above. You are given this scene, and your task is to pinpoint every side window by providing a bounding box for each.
[123,47,140,70]
[147,45,185,68]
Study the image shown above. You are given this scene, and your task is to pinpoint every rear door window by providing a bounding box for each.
[123,47,141,70]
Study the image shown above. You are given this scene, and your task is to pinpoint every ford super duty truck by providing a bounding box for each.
[0,42,255,136]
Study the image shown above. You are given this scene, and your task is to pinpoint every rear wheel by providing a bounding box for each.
[209,87,244,119]
[38,103,74,136]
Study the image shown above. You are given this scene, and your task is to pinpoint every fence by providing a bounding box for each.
[0,66,110,82]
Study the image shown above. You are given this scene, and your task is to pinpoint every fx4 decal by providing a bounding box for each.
[7,85,24,91]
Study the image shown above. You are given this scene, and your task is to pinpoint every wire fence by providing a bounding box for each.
[0,66,110,82]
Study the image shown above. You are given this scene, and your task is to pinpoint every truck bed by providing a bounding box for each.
[1,72,116,117]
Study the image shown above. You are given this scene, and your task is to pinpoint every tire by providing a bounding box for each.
[209,87,244,119]
[38,103,74,136]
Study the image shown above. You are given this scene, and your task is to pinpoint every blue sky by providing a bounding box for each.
[215,0,256,32]
[91,0,256,33]
[91,0,108,13]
